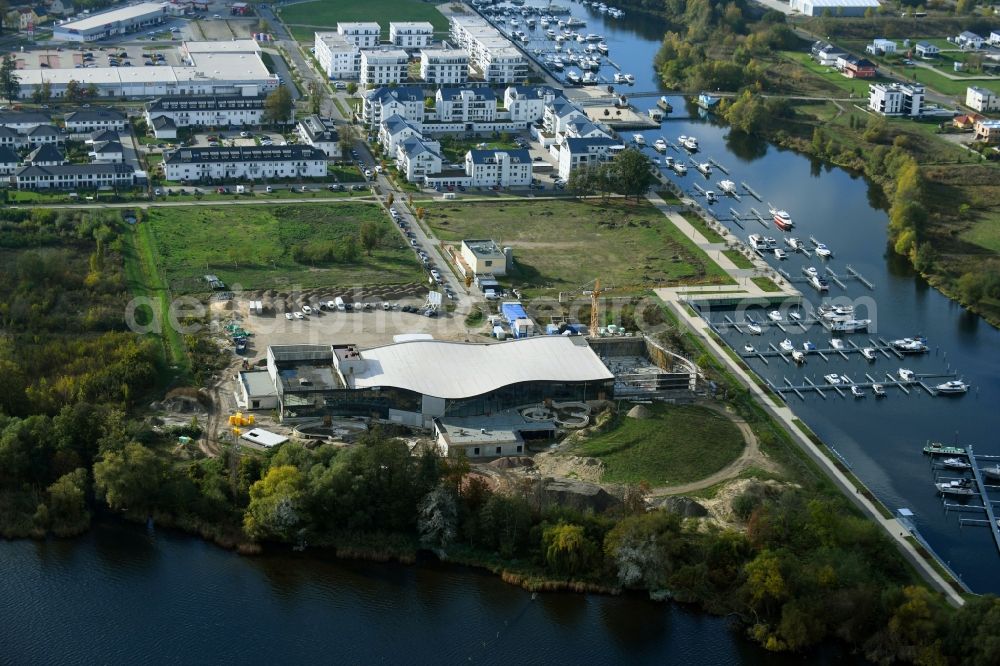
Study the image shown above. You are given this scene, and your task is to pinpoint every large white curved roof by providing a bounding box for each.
[350,336,612,400]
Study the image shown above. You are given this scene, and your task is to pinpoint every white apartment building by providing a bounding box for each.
[557,137,624,180]
[379,114,423,155]
[362,86,426,129]
[433,88,497,123]
[163,146,328,182]
[503,85,556,123]
[420,48,470,85]
[868,83,924,117]
[390,22,434,48]
[360,48,410,86]
[449,16,528,84]
[144,95,272,129]
[337,22,381,48]
[464,149,532,188]
[966,86,1000,113]
[314,31,361,80]
[296,116,341,158]
[396,136,442,182]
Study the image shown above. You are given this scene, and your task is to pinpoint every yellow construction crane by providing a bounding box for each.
[590,278,602,336]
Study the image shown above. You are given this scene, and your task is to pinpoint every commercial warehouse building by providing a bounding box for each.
[241,337,614,428]
[52,2,168,42]
[789,0,881,17]
[15,41,277,100]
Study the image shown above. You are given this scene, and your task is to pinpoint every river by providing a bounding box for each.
[521,0,1000,591]
[0,521,856,664]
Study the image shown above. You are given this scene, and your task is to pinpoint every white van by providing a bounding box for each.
[442,192,456,200]
[334,296,346,312]
[235,185,246,194]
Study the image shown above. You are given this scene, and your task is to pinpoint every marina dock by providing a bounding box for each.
[708,158,729,174]
[741,182,762,201]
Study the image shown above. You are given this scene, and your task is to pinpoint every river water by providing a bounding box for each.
[0,521,857,664]
[2,3,997,661]
[531,1,1000,591]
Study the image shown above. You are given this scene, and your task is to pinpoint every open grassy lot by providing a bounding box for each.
[281,0,449,39]
[681,211,726,243]
[575,403,745,486]
[723,249,754,269]
[146,203,422,292]
[425,199,732,293]
[960,218,1000,253]
[780,51,883,97]
[751,276,781,293]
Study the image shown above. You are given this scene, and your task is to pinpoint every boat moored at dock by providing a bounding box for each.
[936,479,976,496]
[936,380,969,395]
[923,441,967,456]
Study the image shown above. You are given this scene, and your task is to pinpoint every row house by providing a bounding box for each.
[63,108,127,134]
[362,86,425,129]
[15,163,137,190]
[296,116,340,158]
[163,146,328,182]
[144,94,271,131]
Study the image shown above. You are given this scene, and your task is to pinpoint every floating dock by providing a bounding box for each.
[741,182,762,201]
[846,264,875,290]
[708,158,729,174]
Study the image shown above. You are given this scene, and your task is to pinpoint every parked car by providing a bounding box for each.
[302,305,312,315]
[294,311,304,320]
[284,312,293,320]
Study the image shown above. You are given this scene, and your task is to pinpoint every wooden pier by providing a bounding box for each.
[824,267,847,290]
[708,158,729,174]
[846,264,875,290]
[741,182,762,201]
[727,208,745,228]
[748,208,769,228]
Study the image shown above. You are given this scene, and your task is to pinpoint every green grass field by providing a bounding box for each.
[751,276,781,293]
[425,199,732,293]
[576,404,745,486]
[780,51,879,97]
[146,203,422,292]
[280,0,449,38]
[960,218,1000,253]
[681,211,726,244]
[437,137,520,164]
[723,249,754,269]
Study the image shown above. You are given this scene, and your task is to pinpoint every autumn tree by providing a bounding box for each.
[610,148,654,201]
[543,522,595,576]
[263,86,293,125]
[243,465,306,541]
[358,220,384,256]
[93,442,164,514]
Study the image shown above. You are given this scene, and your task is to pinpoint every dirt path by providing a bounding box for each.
[647,404,770,497]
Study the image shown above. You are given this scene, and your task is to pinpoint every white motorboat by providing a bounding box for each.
[942,457,972,471]
[779,339,794,353]
[809,274,830,292]
[748,234,765,250]
[789,311,802,322]
[936,479,975,497]
[597,42,609,55]
[672,162,687,175]
[851,385,865,398]
[632,133,646,145]
[566,70,582,84]
[767,310,782,322]
[769,207,793,231]
[815,243,833,258]
[763,236,779,249]
[803,266,819,278]
[823,373,842,385]
[705,191,717,204]
[830,339,845,351]
[546,29,556,38]
[773,248,787,260]
[695,162,712,176]
[718,180,737,195]
[827,318,871,333]
[785,237,802,251]
[861,347,877,361]
[872,383,886,397]
[614,72,626,84]
[891,337,929,353]
[898,368,916,382]
[792,350,806,364]
[802,341,817,352]
[747,322,762,335]
[663,156,674,167]
[653,138,668,152]
[678,135,698,151]
[936,380,969,395]
[624,73,635,84]
[743,344,755,354]
[582,72,597,85]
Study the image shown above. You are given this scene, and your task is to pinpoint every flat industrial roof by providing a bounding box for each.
[240,428,288,448]
[350,336,613,399]
[58,2,166,32]
[183,40,261,54]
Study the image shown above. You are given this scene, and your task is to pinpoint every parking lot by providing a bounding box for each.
[188,130,290,148]
[12,43,186,70]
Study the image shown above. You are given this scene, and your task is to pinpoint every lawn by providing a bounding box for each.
[681,211,726,244]
[780,51,880,97]
[146,203,422,292]
[280,0,450,38]
[576,403,745,486]
[751,276,781,292]
[329,164,365,182]
[960,217,1000,253]
[724,249,754,269]
[425,199,732,293]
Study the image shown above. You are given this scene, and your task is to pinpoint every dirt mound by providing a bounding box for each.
[153,395,208,415]
[649,495,709,518]
[489,456,535,469]
[539,478,620,513]
[626,404,652,419]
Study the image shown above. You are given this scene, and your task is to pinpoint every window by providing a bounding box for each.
[473,447,480,456]
[495,446,502,455]
[516,445,523,453]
